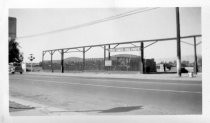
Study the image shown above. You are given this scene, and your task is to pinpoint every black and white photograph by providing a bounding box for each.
[8,7,202,116]
[1,0,210,122]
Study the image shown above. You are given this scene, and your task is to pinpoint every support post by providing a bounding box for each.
[61,49,64,73]
[140,42,144,74]
[194,36,198,74]
[50,51,54,72]
[108,45,111,60]
[104,45,106,70]
[30,60,33,72]
[42,52,44,71]
[83,47,85,71]
[108,45,111,71]
[176,7,181,77]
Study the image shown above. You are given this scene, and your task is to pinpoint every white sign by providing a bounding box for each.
[105,60,112,66]
[28,56,35,61]
[108,46,140,52]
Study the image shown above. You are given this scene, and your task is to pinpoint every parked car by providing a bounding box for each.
[9,62,23,74]
[181,67,188,73]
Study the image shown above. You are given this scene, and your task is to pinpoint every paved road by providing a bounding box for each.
[9,74,202,115]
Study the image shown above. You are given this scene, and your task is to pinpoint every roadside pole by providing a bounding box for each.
[104,45,106,70]
[83,47,85,71]
[193,36,198,74]
[61,49,64,73]
[31,62,32,72]
[28,54,35,72]
[176,7,181,77]
[140,42,144,74]
[42,52,44,71]
[50,51,54,72]
[108,45,111,71]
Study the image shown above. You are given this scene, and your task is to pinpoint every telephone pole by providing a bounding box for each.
[193,36,198,74]
[176,7,181,77]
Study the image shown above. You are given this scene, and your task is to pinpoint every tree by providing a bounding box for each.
[9,39,23,63]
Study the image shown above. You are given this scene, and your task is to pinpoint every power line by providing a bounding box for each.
[17,8,159,39]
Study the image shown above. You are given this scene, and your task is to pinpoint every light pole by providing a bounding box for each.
[28,54,35,72]
[176,7,181,77]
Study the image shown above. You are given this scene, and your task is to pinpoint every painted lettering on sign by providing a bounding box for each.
[108,47,140,52]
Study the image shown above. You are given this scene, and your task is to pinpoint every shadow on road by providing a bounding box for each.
[51,106,143,114]
[72,106,143,113]
[100,106,143,113]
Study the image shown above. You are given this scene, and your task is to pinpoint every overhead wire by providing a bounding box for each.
[17,7,159,39]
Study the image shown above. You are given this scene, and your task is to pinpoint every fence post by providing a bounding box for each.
[194,36,198,74]
[104,45,106,70]
[83,47,85,71]
[140,42,144,74]
[61,49,64,73]
[108,45,111,60]
[50,51,54,72]
[42,51,44,71]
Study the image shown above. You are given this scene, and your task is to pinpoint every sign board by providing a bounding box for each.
[105,60,112,66]
[28,56,35,61]
[108,46,140,52]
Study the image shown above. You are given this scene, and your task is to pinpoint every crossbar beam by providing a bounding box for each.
[144,41,158,49]
[43,34,201,52]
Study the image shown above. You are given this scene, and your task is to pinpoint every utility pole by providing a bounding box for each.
[176,7,181,77]
[28,54,35,72]
[194,36,198,74]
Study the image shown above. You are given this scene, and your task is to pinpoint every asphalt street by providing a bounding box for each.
[9,74,202,115]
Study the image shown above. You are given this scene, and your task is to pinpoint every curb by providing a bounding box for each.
[24,72,202,82]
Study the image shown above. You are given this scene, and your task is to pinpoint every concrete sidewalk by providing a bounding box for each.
[25,71,202,81]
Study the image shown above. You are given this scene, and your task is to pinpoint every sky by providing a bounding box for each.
[9,7,201,63]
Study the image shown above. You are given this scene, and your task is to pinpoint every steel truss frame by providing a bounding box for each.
[42,34,201,74]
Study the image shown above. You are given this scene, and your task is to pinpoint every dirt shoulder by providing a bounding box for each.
[9,97,84,116]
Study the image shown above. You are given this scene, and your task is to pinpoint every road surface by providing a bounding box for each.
[9,74,202,115]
